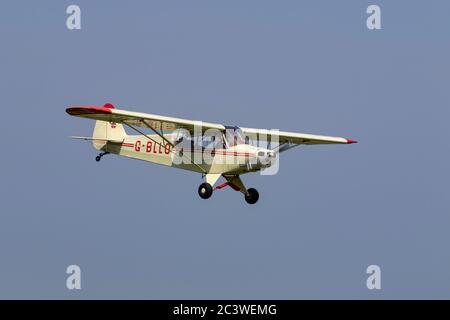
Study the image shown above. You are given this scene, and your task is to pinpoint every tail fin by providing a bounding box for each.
[92,121,127,150]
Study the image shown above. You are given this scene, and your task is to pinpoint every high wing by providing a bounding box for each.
[66,104,357,149]
[66,104,225,135]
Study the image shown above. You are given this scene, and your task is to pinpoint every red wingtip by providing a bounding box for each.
[66,105,113,116]
[103,103,115,109]
[346,139,358,144]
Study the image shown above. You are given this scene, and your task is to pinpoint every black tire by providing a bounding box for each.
[245,188,259,204]
[95,156,101,162]
[198,183,213,199]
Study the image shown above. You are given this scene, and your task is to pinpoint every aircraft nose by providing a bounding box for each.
[257,150,276,167]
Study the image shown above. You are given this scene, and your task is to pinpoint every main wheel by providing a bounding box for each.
[95,156,101,162]
[198,183,213,199]
[245,188,259,204]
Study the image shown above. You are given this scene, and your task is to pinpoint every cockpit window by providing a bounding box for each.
[174,131,224,150]
[224,126,246,147]
[174,126,250,150]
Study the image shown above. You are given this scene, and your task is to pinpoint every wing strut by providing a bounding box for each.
[124,122,207,174]
[124,122,171,148]
[142,119,177,149]
[273,141,300,153]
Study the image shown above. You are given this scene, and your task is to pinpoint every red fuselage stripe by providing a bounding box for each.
[119,142,255,156]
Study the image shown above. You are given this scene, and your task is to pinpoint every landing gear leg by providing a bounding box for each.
[223,175,260,204]
[95,152,110,162]
[197,173,221,200]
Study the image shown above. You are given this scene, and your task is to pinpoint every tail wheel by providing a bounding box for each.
[198,183,213,199]
[95,152,109,162]
[245,188,259,204]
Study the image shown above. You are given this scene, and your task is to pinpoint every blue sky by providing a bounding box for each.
[0,0,449,298]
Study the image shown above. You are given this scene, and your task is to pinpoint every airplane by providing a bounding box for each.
[66,103,357,204]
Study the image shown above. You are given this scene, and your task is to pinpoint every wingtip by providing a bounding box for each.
[66,105,113,116]
[346,139,358,144]
[66,103,114,115]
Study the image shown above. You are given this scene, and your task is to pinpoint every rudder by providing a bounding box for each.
[92,120,127,150]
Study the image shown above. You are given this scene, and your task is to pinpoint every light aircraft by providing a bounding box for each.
[66,103,357,204]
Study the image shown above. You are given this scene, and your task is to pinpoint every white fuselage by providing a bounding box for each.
[94,134,271,175]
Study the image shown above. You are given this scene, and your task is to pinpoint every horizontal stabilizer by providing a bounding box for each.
[70,136,123,144]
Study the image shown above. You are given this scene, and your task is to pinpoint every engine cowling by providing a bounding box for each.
[257,149,276,168]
